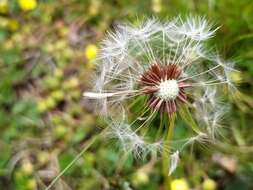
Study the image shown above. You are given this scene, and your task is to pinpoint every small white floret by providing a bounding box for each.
[156,80,179,100]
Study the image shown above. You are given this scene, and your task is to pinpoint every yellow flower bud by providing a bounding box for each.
[18,0,37,11]
[51,90,64,101]
[132,171,149,186]
[152,0,162,13]
[202,178,217,190]
[0,17,8,28]
[171,178,189,190]
[37,100,48,113]
[21,160,34,176]
[7,19,20,32]
[38,151,50,165]
[53,68,64,79]
[85,44,98,61]
[26,179,37,190]
[54,125,67,139]
[46,97,56,109]
[64,77,79,90]
[229,71,242,84]
[0,0,8,14]
[88,0,101,16]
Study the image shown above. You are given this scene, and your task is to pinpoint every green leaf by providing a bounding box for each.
[0,141,11,171]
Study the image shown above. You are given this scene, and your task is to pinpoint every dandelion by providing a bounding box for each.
[152,0,162,13]
[202,178,217,190]
[85,44,98,68]
[82,16,235,187]
[7,19,20,32]
[18,0,37,12]
[85,44,98,61]
[0,0,8,14]
[26,179,37,190]
[171,178,189,190]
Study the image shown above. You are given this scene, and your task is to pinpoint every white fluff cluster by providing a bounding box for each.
[107,121,165,159]
[193,87,229,140]
[83,16,237,174]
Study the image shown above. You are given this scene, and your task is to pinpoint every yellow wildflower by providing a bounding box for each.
[21,160,34,176]
[132,171,149,186]
[18,0,37,11]
[230,71,242,84]
[171,178,189,190]
[7,19,20,32]
[26,179,37,190]
[85,44,98,61]
[152,0,162,13]
[202,178,217,190]
[0,0,8,14]
[88,0,101,16]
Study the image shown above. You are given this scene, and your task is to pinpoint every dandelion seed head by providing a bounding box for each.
[83,16,235,169]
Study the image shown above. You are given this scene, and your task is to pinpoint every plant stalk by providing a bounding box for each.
[45,128,107,190]
[162,113,176,190]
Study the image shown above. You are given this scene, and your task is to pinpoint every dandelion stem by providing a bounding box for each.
[45,128,107,190]
[162,113,176,190]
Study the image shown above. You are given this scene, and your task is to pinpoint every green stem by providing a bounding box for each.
[179,105,201,134]
[162,113,176,190]
[45,128,107,190]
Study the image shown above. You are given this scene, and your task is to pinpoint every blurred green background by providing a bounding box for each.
[0,0,252,190]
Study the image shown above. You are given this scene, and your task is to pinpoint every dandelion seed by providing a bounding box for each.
[169,151,179,175]
[107,121,165,158]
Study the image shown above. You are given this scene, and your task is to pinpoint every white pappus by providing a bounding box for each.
[83,16,237,175]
